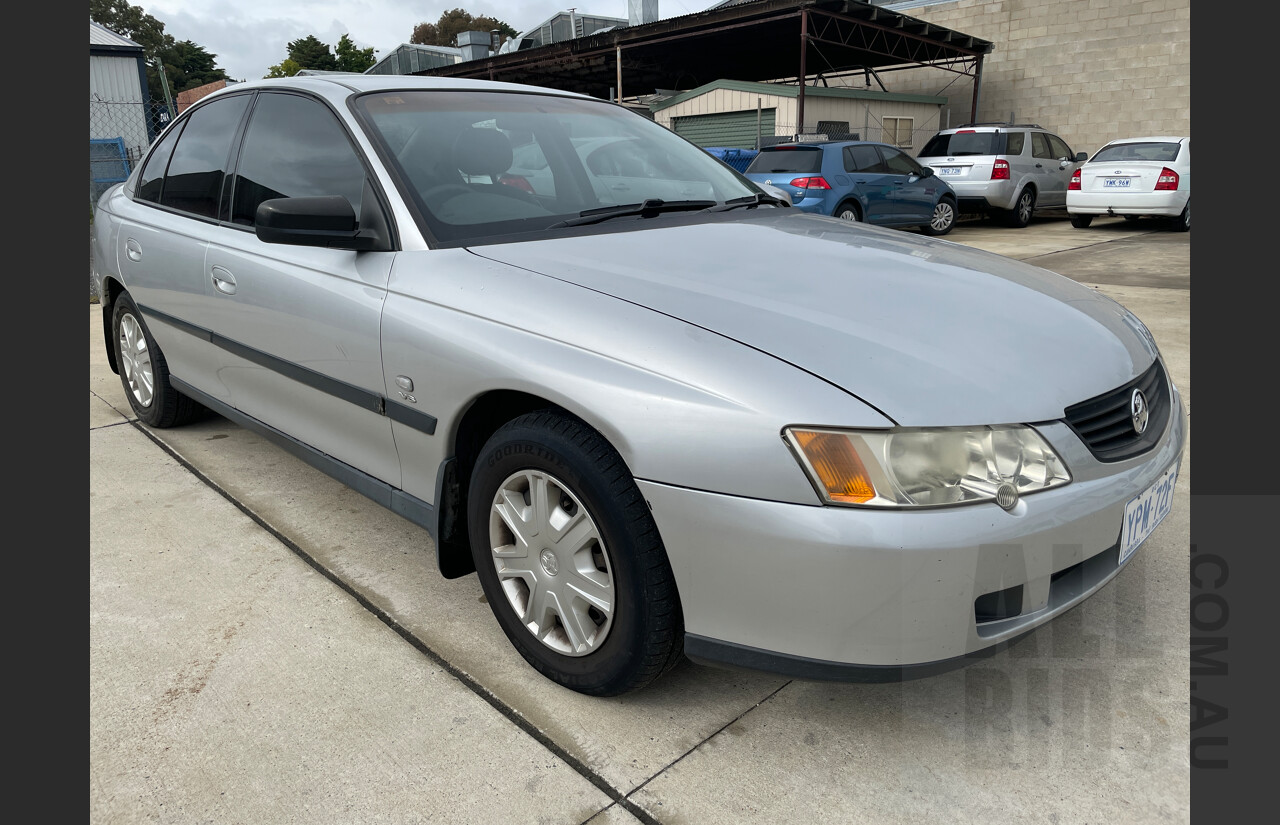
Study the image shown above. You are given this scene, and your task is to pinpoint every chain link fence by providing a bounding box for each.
[89,98,173,214]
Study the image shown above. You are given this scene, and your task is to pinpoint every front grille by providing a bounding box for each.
[1063,359,1170,462]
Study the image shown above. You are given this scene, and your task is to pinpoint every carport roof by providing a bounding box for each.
[415,0,994,100]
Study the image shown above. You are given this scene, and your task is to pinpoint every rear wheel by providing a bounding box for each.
[835,201,862,222]
[468,410,684,696]
[1005,188,1036,228]
[1171,199,1190,232]
[111,291,200,427]
[922,199,955,236]
[1070,214,1093,228]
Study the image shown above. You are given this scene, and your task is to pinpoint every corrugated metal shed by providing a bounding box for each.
[90,20,142,51]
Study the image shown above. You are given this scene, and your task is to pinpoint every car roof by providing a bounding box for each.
[760,140,891,150]
[1101,135,1189,144]
[197,74,597,105]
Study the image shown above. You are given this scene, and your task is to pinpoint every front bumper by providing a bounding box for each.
[1067,190,1189,217]
[641,385,1185,678]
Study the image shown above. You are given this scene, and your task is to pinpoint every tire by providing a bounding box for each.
[111,291,200,428]
[921,198,956,236]
[467,410,684,696]
[1171,199,1190,232]
[834,201,862,222]
[1005,188,1036,228]
[1070,214,1093,228]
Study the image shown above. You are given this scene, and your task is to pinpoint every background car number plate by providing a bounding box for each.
[1103,178,1132,188]
[1119,463,1178,564]
[938,167,962,176]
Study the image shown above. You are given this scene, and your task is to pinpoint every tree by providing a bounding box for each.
[335,34,376,73]
[287,35,338,71]
[264,59,302,78]
[410,8,518,48]
[158,40,229,93]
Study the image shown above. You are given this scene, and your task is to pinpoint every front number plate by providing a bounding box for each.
[1119,463,1178,564]
[1103,177,1132,188]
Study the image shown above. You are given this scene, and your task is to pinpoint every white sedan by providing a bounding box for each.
[1067,136,1190,231]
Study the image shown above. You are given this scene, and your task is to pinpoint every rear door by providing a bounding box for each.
[203,90,402,486]
[114,93,254,405]
[841,144,896,222]
[1030,131,1064,206]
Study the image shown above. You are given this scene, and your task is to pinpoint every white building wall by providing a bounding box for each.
[89,54,150,159]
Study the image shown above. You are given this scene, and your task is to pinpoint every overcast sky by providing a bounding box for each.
[138,1,726,82]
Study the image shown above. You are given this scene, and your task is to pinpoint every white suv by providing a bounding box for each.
[917,124,1087,227]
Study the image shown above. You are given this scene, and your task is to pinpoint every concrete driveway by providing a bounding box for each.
[90,214,1190,824]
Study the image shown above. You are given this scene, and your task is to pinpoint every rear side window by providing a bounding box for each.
[230,92,368,226]
[844,145,883,173]
[1031,132,1054,159]
[920,131,1005,157]
[1005,132,1025,155]
[744,148,823,174]
[136,121,185,204]
[159,94,251,219]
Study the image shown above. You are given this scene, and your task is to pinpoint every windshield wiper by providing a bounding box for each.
[705,193,790,212]
[547,199,717,228]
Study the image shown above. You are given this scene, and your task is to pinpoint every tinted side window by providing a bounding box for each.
[1048,135,1073,160]
[1031,132,1054,159]
[1005,132,1025,155]
[880,146,922,176]
[136,121,185,203]
[160,94,251,219]
[231,93,368,226]
[844,145,883,173]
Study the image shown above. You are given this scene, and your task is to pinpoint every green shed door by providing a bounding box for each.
[672,109,777,150]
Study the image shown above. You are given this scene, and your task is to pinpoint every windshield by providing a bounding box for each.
[355,90,758,245]
[919,131,1006,157]
[744,147,823,174]
[1091,141,1182,163]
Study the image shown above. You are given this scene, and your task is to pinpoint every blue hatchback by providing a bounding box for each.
[743,141,958,235]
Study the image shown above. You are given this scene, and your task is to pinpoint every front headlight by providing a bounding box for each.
[784,425,1071,509]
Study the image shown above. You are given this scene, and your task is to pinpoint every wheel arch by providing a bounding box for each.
[100,276,127,375]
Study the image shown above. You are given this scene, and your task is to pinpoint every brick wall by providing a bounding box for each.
[869,0,1189,155]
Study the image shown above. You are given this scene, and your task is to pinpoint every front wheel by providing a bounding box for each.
[922,199,956,236]
[1005,188,1036,228]
[467,410,684,696]
[111,291,200,427]
[1070,214,1094,228]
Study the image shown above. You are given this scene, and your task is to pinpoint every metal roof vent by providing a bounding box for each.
[629,0,658,26]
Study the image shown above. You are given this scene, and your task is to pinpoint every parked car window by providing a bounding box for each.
[844,145,883,173]
[1004,131,1025,155]
[1047,134,1074,161]
[231,93,368,226]
[745,147,823,174]
[1031,131,1054,160]
[158,94,251,220]
[136,121,185,204]
[879,146,924,176]
[919,131,1005,157]
[359,91,752,244]
[1092,141,1183,163]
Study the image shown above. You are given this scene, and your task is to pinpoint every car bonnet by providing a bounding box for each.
[467,212,1159,426]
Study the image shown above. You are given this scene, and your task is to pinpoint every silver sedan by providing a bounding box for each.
[91,76,1185,696]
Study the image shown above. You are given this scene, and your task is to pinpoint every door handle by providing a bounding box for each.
[125,238,142,262]
[211,266,237,295]
[1035,163,1044,168]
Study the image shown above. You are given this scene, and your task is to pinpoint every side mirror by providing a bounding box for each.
[1075,152,1089,162]
[918,166,935,179]
[255,196,383,251]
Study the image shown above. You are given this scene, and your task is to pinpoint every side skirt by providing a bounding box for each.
[171,376,439,545]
